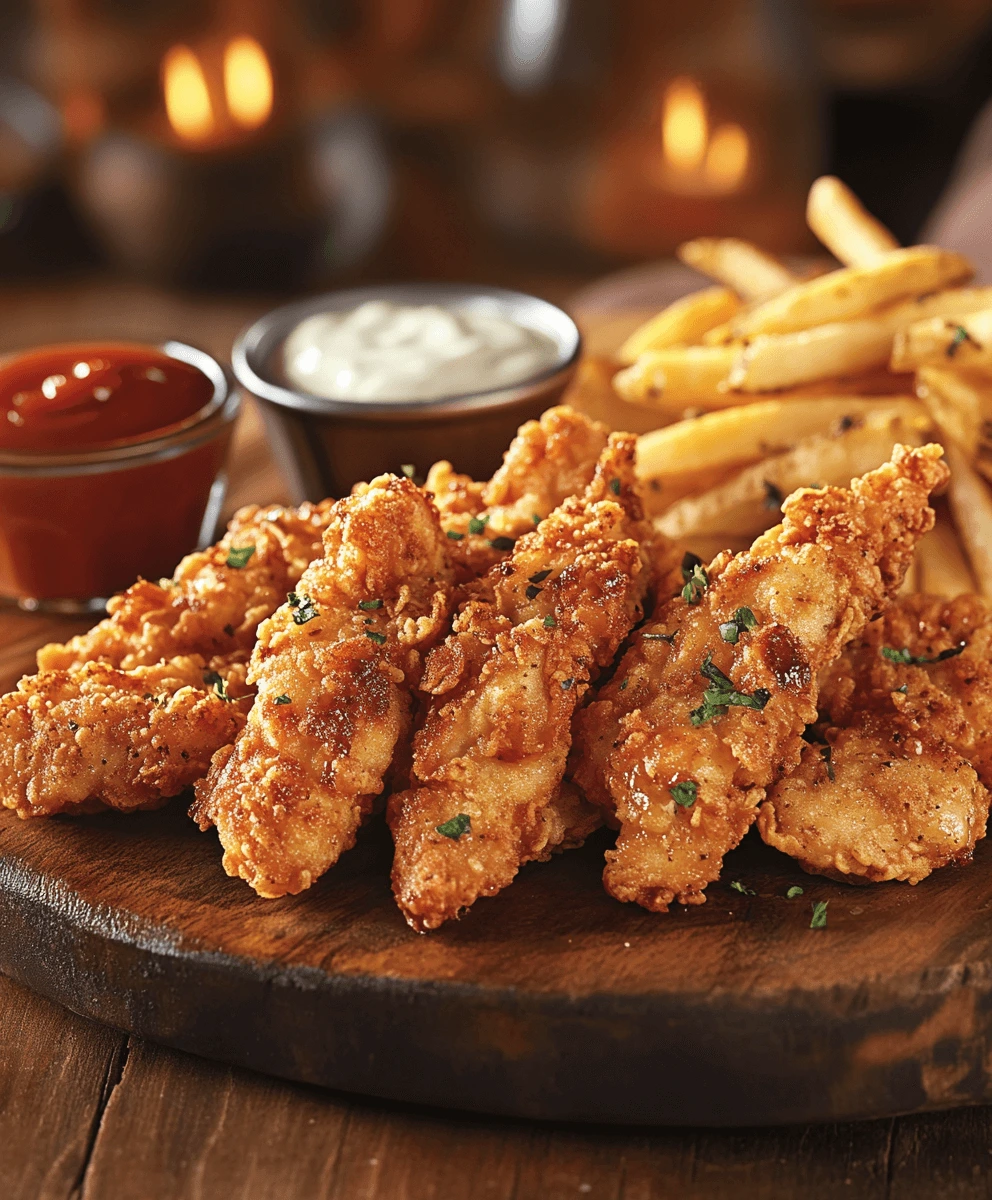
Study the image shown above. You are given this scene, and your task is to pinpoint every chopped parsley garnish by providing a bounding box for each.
[529,570,552,584]
[365,631,386,645]
[881,641,966,665]
[730,880,756,895]
[526,584,542,600]
[225,544,255,569]
[288,593,318,624]
[446,530,465,541]
[489,536,515,551]
[643,630,676,643]
[203,671,233,702]
[67,719,79,732]
[274,694,291,705]
[619,679,629,691]
[763,479,784,511]
[436,813,471,840]
[680,552,708,604]
[468,514,489,535]
[670,780,697,808]
[719,606,758,644]
[610,478,621,495]
[896,684,908,694]
[786,885,804,899]
[401,463,416,479]
[810,900,829,930]
[689,653,771,725]
[560,678,574,690]
[359,598,383,610]
[543,614,557,628]
[947,324,978,357]
[822,745,835,781]
[532,513,541,525]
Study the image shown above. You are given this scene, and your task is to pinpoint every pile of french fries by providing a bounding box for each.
[567,176,992,598]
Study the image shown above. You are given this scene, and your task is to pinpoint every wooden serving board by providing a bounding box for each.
[3,281,992,1129]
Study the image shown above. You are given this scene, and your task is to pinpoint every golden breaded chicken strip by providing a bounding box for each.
[36,500,336,688]
[0,657,246,817]
[388,434,654,932]
[758,592,992,884]
[192,476,454,898]
[571,444,948,913]
[425,406,610,580]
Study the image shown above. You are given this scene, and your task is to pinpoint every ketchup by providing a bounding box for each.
[0,342,236,605]
[0,343,213,452]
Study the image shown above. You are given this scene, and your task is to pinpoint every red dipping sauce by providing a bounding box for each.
[0,342,239,608]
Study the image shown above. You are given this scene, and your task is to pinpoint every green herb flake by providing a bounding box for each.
[763,480,784,511]
[401,463,416,479]
[619,679,629,691]
[786,885,804,899]
[681,562,708,605]
[274,694,292,705]
[947,324,978,357]
[543,614,557,628]
[226,544,256,569]
[526,584,542,600]
[689,652,771,726]
[560,678,574,690]
[489,536,515,551]
[896,684,908,694]
[810,900,829,930]
[719,605,759,645]
[359,598,382,611]
[203,670,233,703]
[446,530,465,541]
[529,570,552,583]
[881,641,966,665]
[468,514,489,535]
[610,478,621,495]
[365,631,386,645]
[291,595,319,625]
[719,620,740,644]
[730,880,756,895]
[822,745,835,781]
[670,779,698,808]
[436,813,471,840]
[643,631,676,643]
[532,513,541,525]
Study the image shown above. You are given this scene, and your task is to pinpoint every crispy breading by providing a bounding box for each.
[388,434,654,931]
[36,500,336,688]
[570,444,948,913]
[425,406,610,580]
[191,476,454,898]
[0,657,246,817]
[758,592,992,883]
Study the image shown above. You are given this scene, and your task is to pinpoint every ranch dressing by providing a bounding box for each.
[284,300,560,402]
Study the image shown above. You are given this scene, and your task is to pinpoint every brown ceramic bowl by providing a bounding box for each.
[231,284,582,501]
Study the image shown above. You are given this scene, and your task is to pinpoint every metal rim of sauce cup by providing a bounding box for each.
[0,341,239,615]
[231,284,582,501]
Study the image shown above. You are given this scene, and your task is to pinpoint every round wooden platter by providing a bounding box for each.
[2,800,992,1128]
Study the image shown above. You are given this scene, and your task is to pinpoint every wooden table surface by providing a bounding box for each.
[2,282,992,1199]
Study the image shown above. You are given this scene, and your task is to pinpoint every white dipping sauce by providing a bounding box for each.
[283,300,560,401]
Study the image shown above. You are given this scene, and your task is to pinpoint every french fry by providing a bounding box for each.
[914,366,992,458]
[635,396,925,481]
[641,459,761,516]
[945,440,992,598]
[916,506,977,597]
[728,320,896,392]
[561,355,672,435]
[677,238,797,300]
[613,345,736,408]
[885,286,992,327]
[806,175,899,267]
[891,308,992,372]
[617,286,740,364]
[653,410,929,539]
[732,246,973,338]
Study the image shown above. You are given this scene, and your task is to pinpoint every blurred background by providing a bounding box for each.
[2,0,992,297]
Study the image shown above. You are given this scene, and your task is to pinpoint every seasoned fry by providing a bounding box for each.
[635,397,924,482]
[613,345,736,407]
[945,440,992,597]
[562,356,674,434]
[914,365,992,458]
[728,319,896,392]
[916,508,977,597]
[806,175,899,267]
[617,286,740,364]
[654,410,931,539]
[892,309,992,372]
[677,238,797,300]
[732,247,973,338]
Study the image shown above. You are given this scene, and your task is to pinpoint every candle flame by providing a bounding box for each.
[662,77,708,175]
[163,45,214,143]
[705,122,750,191]
[224,36,274,131]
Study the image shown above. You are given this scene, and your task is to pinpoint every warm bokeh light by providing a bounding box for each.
[162,45,214,143]
[224,37,274,131]
[662,77,708,175]
[704,122,750,192]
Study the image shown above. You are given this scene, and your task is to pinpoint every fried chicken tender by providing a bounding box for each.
[36,500,336,689]
[388,434,654,931]
[192,476,454,898]
[759,592,992,883]
[571,444,949,913]
[425,406,610,580]
[0,657,247,817]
